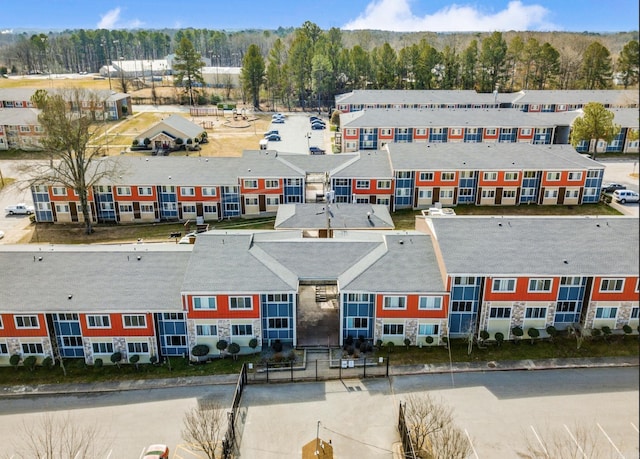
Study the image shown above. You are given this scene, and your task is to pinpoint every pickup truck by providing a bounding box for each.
[5,203,35,215]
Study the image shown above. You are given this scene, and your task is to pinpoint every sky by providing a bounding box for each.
[1,0,638,33]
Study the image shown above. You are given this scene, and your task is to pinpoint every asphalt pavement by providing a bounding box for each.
[1,355,636,398]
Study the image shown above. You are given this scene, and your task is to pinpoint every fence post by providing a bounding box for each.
[315,359,318,381]
[290,360,294,382]
[363,357,366,378]
[386,352,390,377]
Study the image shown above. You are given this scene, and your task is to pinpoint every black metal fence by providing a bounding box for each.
[221,363,247,459]
[398,402,418,459]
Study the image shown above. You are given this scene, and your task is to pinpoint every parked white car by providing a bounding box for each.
[613,189,639,203]
[5,203,35,215]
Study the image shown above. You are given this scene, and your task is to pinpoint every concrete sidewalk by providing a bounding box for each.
[1,355,637,398]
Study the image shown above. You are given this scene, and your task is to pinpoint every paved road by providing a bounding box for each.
[1,367,635,458]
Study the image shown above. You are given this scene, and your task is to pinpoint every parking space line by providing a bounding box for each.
[465,428,479,459]
[529,425,548,457]
[596,423,624,458]
[631,422,639,433]
[563,424,587,459]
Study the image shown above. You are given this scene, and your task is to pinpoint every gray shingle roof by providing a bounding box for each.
[274,203,394,230]
[510,90,639,106]
[335,90,499,106]
[0,108,39,124]
[331,150,393,178]
[428,217,639,276]
[387,143,602,171]
[138,114,205,141]
[0,244,192,312]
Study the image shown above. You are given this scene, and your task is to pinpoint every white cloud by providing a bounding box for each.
[343,0,558,32]
[97,7,145,29]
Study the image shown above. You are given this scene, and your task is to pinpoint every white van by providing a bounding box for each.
[612,189,639,203]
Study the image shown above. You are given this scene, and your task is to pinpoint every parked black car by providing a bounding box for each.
[601,183,626,193]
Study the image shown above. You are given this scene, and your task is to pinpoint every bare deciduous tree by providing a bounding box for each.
[182,399,226,459]
[8,412,108,459]
[403,393,472,459]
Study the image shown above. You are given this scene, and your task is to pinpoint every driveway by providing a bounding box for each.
[0,160,40,244]
[600,159,639,219]
[264,113,332,154]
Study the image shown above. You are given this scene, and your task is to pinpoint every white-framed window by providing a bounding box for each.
[483,172,498,181]
[127,342,149,354]
[346,317,368,329]
[586,170,600,178]
[418,189,432,199]
[52,187,67,196]
[265,179,279,189]
[396,188,411,197]
[503,190,516,198]
[528,278,553,292]
[485,128,497,136]
[229,296,253,310]
[440,189,453,198]
[565,189,579,198]
[197,324,218,336]
[232,324,253,335]
[544,189,558,198]
[418,297,442,310]
[92,342,114,354]
[453,276,476,285]
[441,172,455,181]
[182,204,196,213]
[356,180,370,189]
[140,204,154,213]
[397,171,411,179]
[56,204,70,213]
[22,343,44,354]
[346,141,357,150]
[383,296,406,309]
[193,297,217,310]
[561,276,582,286]
[268,318,289,329]
[450,128,462,135]
[245,197,258,206]
[505,172,518,181]
[595,307,617,319]
[520,128,532,136]
[482,189,495,198]
[415,128,426,135]
[119,204,133,213]
[116,186,131,196]
[523,171,537,178]
[346,128,357,136]
[123,314,146,328]
[87,315,110,328]
[525,307,546,319]
[489,307,511,318]
[266,196,279,206]
[15,315,39,328]
[138,186,152,196]
[631,307,639,319]
[600,278,624,292]
[380,128,391,136]
[161,185,175,193]
[100,202,114,211]
[492,278,516,292]
[546,172,561,181]
[383,323,404,335]
[420,172,434,181]
[377,180,391,189]
[0,316,3,329]
[567,172,582,181]
[521,188,536,197]
[418,324,439,335]
[243,179,258,189]
[180,187,195,196]
[202,187,217,196]
[20,125,31,132]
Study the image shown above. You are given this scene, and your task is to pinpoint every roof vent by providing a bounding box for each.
[563,260,568,264]
[399,240,404,244]
[68,294,73,300]
[137,255,141,261]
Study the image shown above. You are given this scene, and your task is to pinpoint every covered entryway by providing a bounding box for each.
[297,283,339,347]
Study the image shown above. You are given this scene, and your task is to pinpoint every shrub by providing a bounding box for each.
[375,339,383,349]
[23,356,37,371]
[228,342,241,360]
[546,325,557,341]
[601,326,612,342]
[386,341,395,352]
[346,345,355,355]
[527,328,540,344]
[143,137,151,146]
[249,338,258,354]
[192,344,210,357]
[511,326,523,344]
[425,336,434,346]
[216,340,228,357]
[94,358,103,368]
[403,338,411,349]
[132,139,139,146]
[479,330,490,341]
[442,336,449,349]
[287,350,297,362]
[110,351,122,368]
[622,324,633,339]
[495,332,504,346]
[149,355,158,365]
[9,354,20,369]
[591,328,602,339]
[272,339,283,353]
[129,354,140,370]
[345,336,354,348]
[41,356,54,369]
[175,138,184,145]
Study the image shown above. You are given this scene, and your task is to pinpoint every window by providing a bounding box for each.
[140,204,154,213]
[335,179,349,186]
[162,202,177,212]
[565,189,579,198]
[356,180,370,189]
[193,297,217,310]
[418,189,432,199]
[20,125,31,133]
[440,189,453,199]
[419,297,442,310]
[520,128,532,136]
[377,180,391,189]
[268,318,289,329]
[482,189,495,198]
[197,324,218,336]
[347,317,368,328]
[485,128,497,136]
[0,341,7,354]
[56,204,70,213]
[180,187,195,196]
[63,336,83,347]
[546,172,561,181]
[595,307,617,319]
[561,276,582,286]
[587,170,600,178]
[418,324,439,335]
[265,179,279,189]
[266,196,279,206]
[123,315,146,328]
[116,186,131,196]
[523,171,537,178]
[165,335,186,346]
[544,189,558,198]
[230,296,253,310]
[52,187,67,196]
[631,308,639,319]
[161,186,175,193]
[441,172,455,181]
[450,128,462,135]
[383,296,406,309]
[244,179,258,188]
[521,188,536,197]
[15,315,39,328]
[492,279,516,292]
[452,301,473,312]
[483,172,497,181]
[600,279,624,292]
[245,197,258,206]
[505,172,518,181]
[528,278,553,292]
[416,128,426,135]
[383,324,404,335]
[489,307,511,318]
[556,301,577,312]
[525,307,546,319]
[22,343,44,354]
[453,277,476,285]
[232,324,253,336]
[87,315,110,328]
[127,342,149,353]
[119,204,133,213]
[182,204,196,213]
[381,128,391,136]
[201,187,217,196]
[93,343,113,354]
[503,190,516,198]
[397,171,411,179]
[567,172,582,181]
[0,316,3,328]
[346,128,357,136]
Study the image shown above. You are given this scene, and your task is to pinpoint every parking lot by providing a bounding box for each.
[263,113,332,154]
